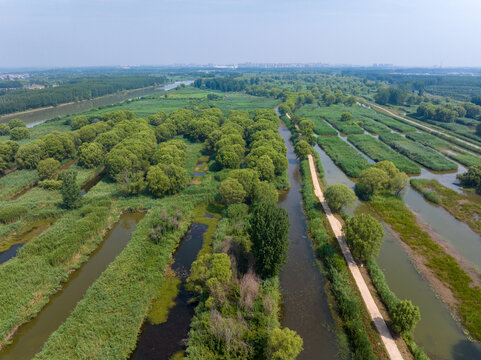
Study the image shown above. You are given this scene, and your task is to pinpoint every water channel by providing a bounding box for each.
[314,143,481,359]
[278,123,340,359]
[0,81,193,128]
[131,222,208,359]
[0,212,144,360]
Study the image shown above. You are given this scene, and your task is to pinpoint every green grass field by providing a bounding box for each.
[406,132,481,167]
[347,134,420,174]
[318,136,372,177]
[379,133,458,171]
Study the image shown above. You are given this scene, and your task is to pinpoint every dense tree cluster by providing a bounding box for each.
[0,76,166,115]
[355,161,409,200]
[417,101,481,122]
[0,140,19,173]
[15,131,75,169]
[457,164,481,194]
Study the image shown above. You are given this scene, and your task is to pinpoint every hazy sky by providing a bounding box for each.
[1,0,480,68]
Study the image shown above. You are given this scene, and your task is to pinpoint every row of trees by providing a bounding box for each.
[417,101,481,122]
[0,76,166,115]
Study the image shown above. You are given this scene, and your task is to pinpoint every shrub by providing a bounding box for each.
[60,169,80,209]
[8,118,26,129]
[0,205,28,224]
[268,328,303,360]
[391,300,421,336]
[38,179,63,190]
[37,158,60,180]
[219,177,246,205]
[249,202,289,279]
[343,214,384,261]
[0,123,10,135]
[324,184,357,212]
[10,127,30,140]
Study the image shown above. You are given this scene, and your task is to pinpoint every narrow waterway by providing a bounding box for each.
[0,212,144,360]
[278,123,340,359]
[0,81,193,128]
[314,144,481,360]
[131,222,208,360]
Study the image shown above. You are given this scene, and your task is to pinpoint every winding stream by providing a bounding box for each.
[131,222,208,360]
[314,144,481,359]
[278,123,340,359]
[0,212,144,360]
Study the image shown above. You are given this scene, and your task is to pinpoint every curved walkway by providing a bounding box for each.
[307,154,404,360]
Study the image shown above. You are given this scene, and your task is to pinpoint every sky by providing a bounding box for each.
[1,0,480,68]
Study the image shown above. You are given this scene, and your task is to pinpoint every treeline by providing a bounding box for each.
[0,76,166,115]
[417,102,481,122]
[185,109,302,358]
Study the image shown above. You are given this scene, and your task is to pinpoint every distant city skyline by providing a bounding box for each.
[1,0,480,68]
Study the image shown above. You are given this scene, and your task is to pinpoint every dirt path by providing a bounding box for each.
[369,102,481,152]
[307,154,404,360]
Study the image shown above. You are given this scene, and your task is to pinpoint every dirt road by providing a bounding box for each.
[307,154,404,360]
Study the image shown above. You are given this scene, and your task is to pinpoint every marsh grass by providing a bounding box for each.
[348,134,421,174]
[379,133,458,171]
[318,136,371,177]
[410,178,481,235]
[371,194,481,341]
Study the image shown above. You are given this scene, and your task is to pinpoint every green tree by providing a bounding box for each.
[254,181,278,205]
[8,118,26,129]
[0,123,10,135]
[374,160,399,178]
[294,140,312,160]
[15,142,45,169]
[324,184,357,212]
[148,111,167,126]
[268,327,303,360]
[118,171,146,195]
[249,202,289,278]
[345,95,356,106]
[458,164,481,188]
[216,147,241,169]
[146,165,170,196]
[219,178,246,205]
[60,169,80,209]
[355,167,390,199]
[37,158,60,180]
[10,127,30,140]
[391,300,421,336]
[344,214,384,261]
[229,168,260,203]
[79,142,104,168]
[340,112,353,122]
[390,172,409,196]
[71,115,89,130]
[255,154,275,181]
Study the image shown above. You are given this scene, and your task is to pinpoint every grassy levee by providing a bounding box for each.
[298,158,378,359]
[295,104,339,135]
[318,136,371,178]
[364,111,416,133]
[0,199,117,349]
[379,133,458,171]
[366,259,429,360]
[410,178,481,236]
[405,132,481,167]
[347,134,421,174]
[359,116,391,134]
[34,198,200,360]
[0,169,39,200]
[370,194,481,341]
